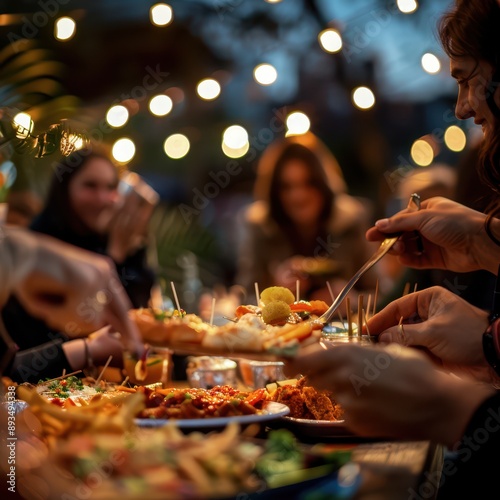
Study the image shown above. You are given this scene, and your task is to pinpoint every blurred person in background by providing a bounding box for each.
[236,132,377,308]
[1,146,156,382]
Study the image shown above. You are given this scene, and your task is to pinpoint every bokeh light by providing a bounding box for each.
[222,141,250,158]
[318,29,343,53]
[421,53,441,74]
[197,79,221,100]
[164,134,190,159]
[149,95,173,117]
[106,105,129,128]
[112,138,136,164]
[352,87,375,110]
[397,0,418,14]
[411,139,434,166]
[444,125,466,152]
[12,112,33,139]
[150,3,173,26]
[54,17,76,41]
[285,112,311,136]
[253,64,278,85]
[68,134,85,151]
[222,125,249,149]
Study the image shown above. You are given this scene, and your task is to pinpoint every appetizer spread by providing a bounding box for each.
[130,286,326,357]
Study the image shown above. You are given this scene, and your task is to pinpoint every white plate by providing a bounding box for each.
[279,416,354,438]
[135,401,290,428]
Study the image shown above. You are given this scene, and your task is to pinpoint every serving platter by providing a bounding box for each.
[135,401,290,429]
[277,416,356,438]
[170,343,296,361]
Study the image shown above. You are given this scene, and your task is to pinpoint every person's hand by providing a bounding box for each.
[286,343,494,445]
[366,197,499,274]
[366,286,497,384]
[3,227,145,359]
[271,256,312,296]
[86,327,125,367]
[105,191,155,263]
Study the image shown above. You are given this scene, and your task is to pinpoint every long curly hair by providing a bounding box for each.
[438,0,500,198]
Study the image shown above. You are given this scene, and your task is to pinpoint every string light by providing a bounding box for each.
[253,64,278,85]
[150,3,173,26]
[285,112,310,136]
[397,0,418,14]
[54,17,76,41]
[12,112,33,139]
[222,125,248,149]
[222,141,249,158]
[411,139,434,166]
[164,134,190,159]
[197,79,221,100]
[112,138,136,164]
[106,105,129,128]
[352,87,375,110]
[149,95,173,117]
[444,125,466,152]
[421,53,441,74]
[318,29,343,53]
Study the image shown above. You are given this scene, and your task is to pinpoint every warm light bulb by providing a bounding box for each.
[352,87,375,110]
[149,95,173,116]
[150,3,173,26]
[421,53,441,74]
[112,138,136,163]
[285,112,310,136]
[106,105,129,128]
[164,134,190,159]
[397,0,418,14]
[318,29,342,53]
[253,64,278,85]
[444,125,466,152]
[411,139,434,166]
[54,17,76,41]
[197,79,221,100]
[12,112,33,139]
[222,125,248,149]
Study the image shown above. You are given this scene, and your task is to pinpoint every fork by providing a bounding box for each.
[316,193,421,326]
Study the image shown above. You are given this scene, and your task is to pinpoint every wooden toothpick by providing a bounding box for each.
[346,298,353,337]
[209,297,216,326]
[170,281,182,312]
[357,294,364,338]
[95,356,113,386]
[373,279,379,317]
[43,370,82,384]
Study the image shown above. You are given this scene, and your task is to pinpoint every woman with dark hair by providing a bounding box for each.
[236,132,377,305]
[30,147,156,307]
[288,1,500,497]
[1,147,156,383]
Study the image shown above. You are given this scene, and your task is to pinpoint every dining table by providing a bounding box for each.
[261,420,444,500]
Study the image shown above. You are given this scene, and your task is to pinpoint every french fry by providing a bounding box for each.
[263,322,313,349]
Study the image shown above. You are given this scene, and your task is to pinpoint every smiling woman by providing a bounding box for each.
[439,0,500,195]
